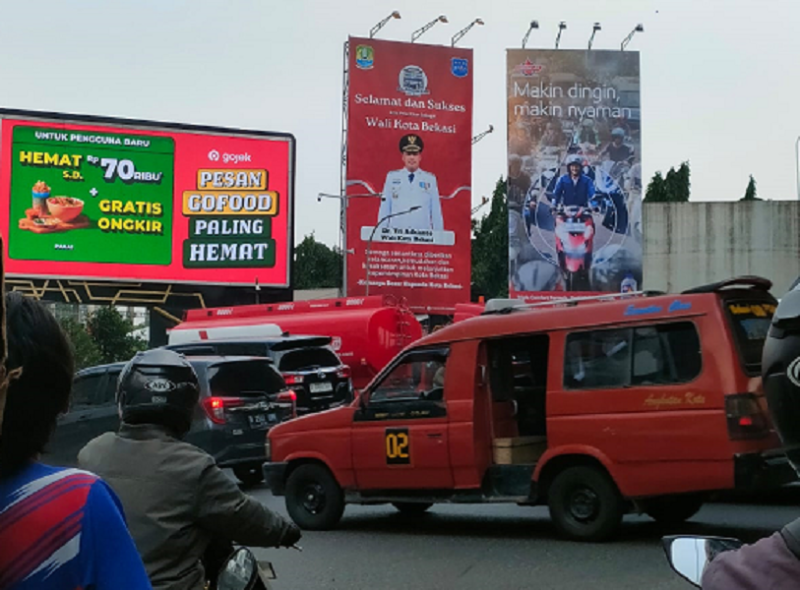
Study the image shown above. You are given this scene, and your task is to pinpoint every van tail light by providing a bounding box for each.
[284,374,305,385]
[201,396,243,425]
[337,366,351,380]
[726,393,769,440]
[277,390,297,419]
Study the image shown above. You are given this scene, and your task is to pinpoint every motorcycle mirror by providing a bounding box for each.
[217,547,258,590]
[661,535,743,588]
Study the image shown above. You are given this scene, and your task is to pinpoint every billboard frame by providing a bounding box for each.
[0,107,296,289]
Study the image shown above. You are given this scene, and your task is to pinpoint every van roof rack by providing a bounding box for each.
[681,276,772,294]
[482,290,664,315]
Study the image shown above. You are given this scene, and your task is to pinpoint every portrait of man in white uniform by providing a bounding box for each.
[377,134,444,231]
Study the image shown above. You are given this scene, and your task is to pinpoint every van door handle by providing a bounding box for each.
[427,432,442,438]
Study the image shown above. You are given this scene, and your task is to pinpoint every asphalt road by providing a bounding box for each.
[245,484,800,590]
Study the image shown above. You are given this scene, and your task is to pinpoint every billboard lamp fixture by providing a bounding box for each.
[472,125,494,145]
[522,20,539,48]
[369,11,401,38]
[555,21,567,49]
[588,22,601,50]
[451,18,485,47]
[621,23,644,50]
[412,15,448,43]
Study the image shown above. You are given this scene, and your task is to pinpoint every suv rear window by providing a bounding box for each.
[725,299,776,375]
[205,360,285,397]
[277,348,340,372]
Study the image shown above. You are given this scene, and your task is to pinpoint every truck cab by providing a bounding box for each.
[264,277,794,541]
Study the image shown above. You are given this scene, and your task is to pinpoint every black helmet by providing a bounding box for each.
[117,349,200,436]
[762,290,800,471]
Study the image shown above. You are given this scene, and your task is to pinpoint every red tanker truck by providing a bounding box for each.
[169,295,423,390]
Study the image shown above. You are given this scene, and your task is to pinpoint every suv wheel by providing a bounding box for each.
[548,466,624,542]
[233,464,265,487]
[285,464,345,530]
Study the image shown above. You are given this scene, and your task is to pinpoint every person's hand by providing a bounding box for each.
[280,523,302,547]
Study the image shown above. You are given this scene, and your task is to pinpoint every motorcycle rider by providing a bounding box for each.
[599,127,634,164]
[78,349,301,590]
[552,154,596,209]
[700,290,800,589]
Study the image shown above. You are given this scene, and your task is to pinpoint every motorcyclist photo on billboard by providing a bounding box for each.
[507,49,643,295]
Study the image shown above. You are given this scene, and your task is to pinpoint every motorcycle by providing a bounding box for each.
[662,535,743,587]
[552,203,596,292]
[214,547,278,590]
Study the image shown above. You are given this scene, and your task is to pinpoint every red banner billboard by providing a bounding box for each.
[345,37,473,313]
[0,111,294,287]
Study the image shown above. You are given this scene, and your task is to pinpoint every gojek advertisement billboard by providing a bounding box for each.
[345,37,473,313]
[0,111,294,287]
[506,49,642,300]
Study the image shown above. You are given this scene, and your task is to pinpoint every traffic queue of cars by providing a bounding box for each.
[49,277,796,542]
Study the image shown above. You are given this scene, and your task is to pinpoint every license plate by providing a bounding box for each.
[248,414,268,427]
[309,381,333,394]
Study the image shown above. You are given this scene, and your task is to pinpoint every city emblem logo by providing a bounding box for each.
[451,57,469,78]
[513,59,544,77]
[355,45,374,69]
[398,65,429,96]
[207,149,220,162]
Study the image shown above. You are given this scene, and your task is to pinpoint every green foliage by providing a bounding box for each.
[86,306,147,365]
[471,177,509,299]
[645,162,691,202]
[294,233,343,289]
[58,316,102,370]
[741,175,760,201]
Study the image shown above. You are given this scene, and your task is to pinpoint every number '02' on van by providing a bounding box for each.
[263,277,795,542]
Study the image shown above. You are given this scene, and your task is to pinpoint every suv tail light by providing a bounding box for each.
[284,374,305,385]
[726,393,769,440]
[337,366,351,380]
[277,390,297,419]
[202,396,243,425]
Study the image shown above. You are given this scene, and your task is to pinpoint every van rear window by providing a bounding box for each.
[725,301,776,375]
[277,348,340,371]
[206,360,285,397]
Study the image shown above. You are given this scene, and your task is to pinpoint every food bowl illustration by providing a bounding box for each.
[46,197,84,222]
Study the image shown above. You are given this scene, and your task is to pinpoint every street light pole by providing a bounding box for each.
[365,206,421,296]
[555,22,567,49]
[795,136,800,200]
[588,22,601,50]
[472,125,494,145]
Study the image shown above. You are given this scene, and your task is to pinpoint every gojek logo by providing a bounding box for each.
[207,149,253,164]
[208,150,220,162]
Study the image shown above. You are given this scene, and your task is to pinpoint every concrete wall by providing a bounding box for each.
[643,201,800,296]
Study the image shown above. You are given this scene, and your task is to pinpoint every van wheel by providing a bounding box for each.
[548,466,624,542]
[233,464,264,487]
[285,464,345,530]
[645,495,704,524]
[392,502,433,515]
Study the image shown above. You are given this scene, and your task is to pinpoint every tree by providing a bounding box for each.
[645,162,691,202]
[471,177,509,299]
[59,316,102,370]
[294,233,343,289]
[87,306,147,365]
[741,175,760,201]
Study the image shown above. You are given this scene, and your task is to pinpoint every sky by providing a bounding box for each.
[1,0,797,248]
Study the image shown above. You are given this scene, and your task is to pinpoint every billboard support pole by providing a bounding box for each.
[340,40,350,296]
[621,24,644,50]
[555,22,567,49]
[522,20,539,48]
[588,23,601,50]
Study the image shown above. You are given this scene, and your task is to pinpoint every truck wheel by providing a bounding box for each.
[233,464,264,487]
[645,495,704,524]
[548,466,624,542]
[285,464,345,530]
[392,502,433,516]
